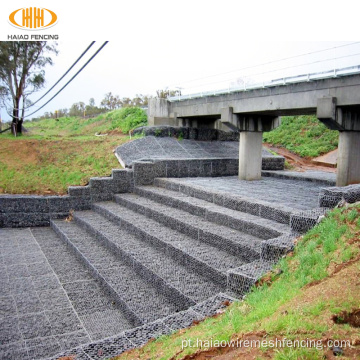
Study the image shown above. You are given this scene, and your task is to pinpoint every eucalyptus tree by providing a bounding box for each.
[0,41,58,134]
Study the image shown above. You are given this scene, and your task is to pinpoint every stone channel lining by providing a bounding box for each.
[1,171,360,359]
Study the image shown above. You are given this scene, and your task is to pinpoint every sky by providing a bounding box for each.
[1,0,360,121]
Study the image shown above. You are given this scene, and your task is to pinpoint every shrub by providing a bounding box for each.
[104,107,147,134]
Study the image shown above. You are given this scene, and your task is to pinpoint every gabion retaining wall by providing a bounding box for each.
[0,157,284,228]
[132,125,240,141]
[2,168,359,359]
[132,157,284,186]
[46,293,236,360]
[116,135,285,168]
[318,183,360,207]
[0,169,134,228]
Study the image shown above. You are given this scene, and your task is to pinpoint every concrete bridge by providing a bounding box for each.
[148,67,360,186]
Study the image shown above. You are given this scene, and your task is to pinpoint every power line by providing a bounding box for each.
[184,51,360,90]
[25,41,109,118]
[10,41,96,112]
[168,41,360,88]
[26,41,96,109]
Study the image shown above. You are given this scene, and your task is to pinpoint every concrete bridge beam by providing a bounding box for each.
[237,115,280,132]
[220,107,237,131]
[220,107,280,132]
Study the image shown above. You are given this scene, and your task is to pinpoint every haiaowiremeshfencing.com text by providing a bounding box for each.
[181,337,351,351]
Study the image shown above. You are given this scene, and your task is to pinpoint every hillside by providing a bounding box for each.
[0,108,147,195]
[263,115,339,158]
[115,203,360,360]
[0,113,340,195]
[25,107,147,137]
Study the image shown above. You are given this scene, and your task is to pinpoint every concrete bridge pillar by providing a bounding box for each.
[337,131,360,186]
[238,131,263,180]
[236,113,280,181]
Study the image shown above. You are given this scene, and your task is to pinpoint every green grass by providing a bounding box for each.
[0,136,130,194]
[115,203,360,360]
[25,107,147,136]
[263,115,339,157]
[273,347,325,360]
[0,108,148,194]
[100,107,147,133]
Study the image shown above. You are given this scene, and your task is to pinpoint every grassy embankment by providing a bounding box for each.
[115,203,360,360]
[1,113,339,194]
[0,107,147,195]
[263,115,339,158]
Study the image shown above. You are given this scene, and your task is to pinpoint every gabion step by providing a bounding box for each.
[134,185,290,239]
[153,177,294,225]
[31,227,134,341]
[73,210,224,303]
[50,220,183,325]
[92,201,248,285]
[47,293,237,360]
[227,259,274,296]
[114,193,262,261]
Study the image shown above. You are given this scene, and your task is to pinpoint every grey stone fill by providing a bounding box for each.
[1,169,348,360]
[227,259,274,296]
[50,219,182,324]
[0,194,91,228]
[318,183,360,207]
[114,193,263,260]
[73,210,224,303]
[47,293,236,360]
[262,170,336,185]
[133,185,290,238]
[116,136,282,167]
[132,125,240,141]
[31,228,134,341]
[0,228,90,360]
[93,201,249,278]
[154,176,331,211]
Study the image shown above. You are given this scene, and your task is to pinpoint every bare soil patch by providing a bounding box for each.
[264,144,337,173]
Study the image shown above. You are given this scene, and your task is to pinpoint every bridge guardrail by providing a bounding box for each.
[168,65,360,102]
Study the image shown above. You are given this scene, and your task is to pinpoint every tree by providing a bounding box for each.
[120,97,131,107]
[89,97,95,107]
[156,89,181,99]
[69,102,85,117]
[0,41,58,135]
[131,94,151,107]
[85,98,102,117]
[100,92,122,110]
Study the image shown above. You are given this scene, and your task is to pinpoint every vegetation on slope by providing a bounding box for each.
[0,112,342,195]
[115,203,360,360]
[0,136,127,194]
[263,115,339,158]
[100,107,147,134]
[0,108,148,194]
[25,107,147,136]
